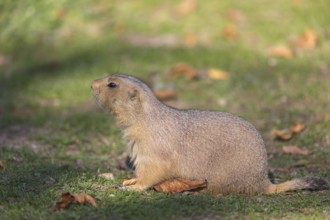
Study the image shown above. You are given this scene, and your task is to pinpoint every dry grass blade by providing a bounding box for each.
[153,178,207,193]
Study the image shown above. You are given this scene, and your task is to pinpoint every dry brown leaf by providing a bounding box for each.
[53,192,97,211]
[53,192,75,211]
[225,9,245,23]
[184,33,197,48]
[291,0,302,7]
[175,0,196,16]
[97,173,115,180]
[153,178,207,193]
[289,123,305,134]
[154,88,177,101]
[271,129,293,141]
[207,68,229,80]
[271,123,305,141]
[0,160,4,169]
[168,63,199,80]
[268,45,293,59]
[53,8,66,20]
[0,54,10,65]
[291,29,318,49]
[282,146,310,156]
[222,25,238,40]
[73,194,97,207]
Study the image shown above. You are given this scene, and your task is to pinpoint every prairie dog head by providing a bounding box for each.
[91,74,157,127]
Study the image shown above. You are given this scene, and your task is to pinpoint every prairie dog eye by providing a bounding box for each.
[107,82,118,88]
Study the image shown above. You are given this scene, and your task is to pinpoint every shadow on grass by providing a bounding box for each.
[1,147,329,219]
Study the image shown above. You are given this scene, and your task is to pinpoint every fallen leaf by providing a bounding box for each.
[74,194,97,207]
[53,192,97,211]
[271,123,305,141]
[53,8,66,20]
[222,25,238,40]
[53,192,75,211]
[225,9,245,24]
[289,122,305,134]
[271,129,293,141]
[207,68,229,80]
[291,29,318,50]
[97,173,115,180]
[184,33,197,48]
[154,88,177,101]
[291,0,302,7]
[168,63,199,80]
[0,54,10,65]
[122,178,138,186]
[0,160,4,169]
[268,45,293,59]
[282,146,310,155]
[153,178,207,193]
[175,0,196,16]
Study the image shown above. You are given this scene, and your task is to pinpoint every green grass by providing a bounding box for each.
[1,0,330,219]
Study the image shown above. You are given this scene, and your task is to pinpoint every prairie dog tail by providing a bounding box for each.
[265,177,329,194]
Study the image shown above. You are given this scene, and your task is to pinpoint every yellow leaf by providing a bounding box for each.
[268,45,293,59]
[207,68,229,80]
[291,29,318,50]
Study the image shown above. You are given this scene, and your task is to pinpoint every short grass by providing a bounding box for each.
[1,0,330,219]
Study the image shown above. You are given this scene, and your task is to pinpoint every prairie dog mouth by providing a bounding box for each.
[91,90,106,111]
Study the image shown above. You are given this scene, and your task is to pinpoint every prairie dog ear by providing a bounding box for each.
[128,88,139,101]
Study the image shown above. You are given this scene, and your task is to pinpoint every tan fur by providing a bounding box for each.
[91,74,329,195]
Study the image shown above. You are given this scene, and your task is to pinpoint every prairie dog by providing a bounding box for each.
[91,74,328,195]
